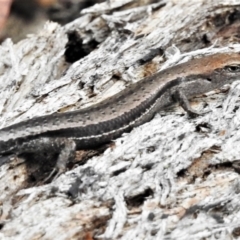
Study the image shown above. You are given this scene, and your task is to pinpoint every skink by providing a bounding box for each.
[1,52,240,175]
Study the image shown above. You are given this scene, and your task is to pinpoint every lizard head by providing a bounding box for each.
[207,63,240,88]
[219,64,240,76]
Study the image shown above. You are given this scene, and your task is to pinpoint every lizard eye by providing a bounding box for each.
[224,65,240,72]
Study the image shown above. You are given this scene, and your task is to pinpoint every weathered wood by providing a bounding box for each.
[1,0,240,239]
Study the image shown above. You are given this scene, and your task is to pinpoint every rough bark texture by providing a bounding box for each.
[1,0,240,239]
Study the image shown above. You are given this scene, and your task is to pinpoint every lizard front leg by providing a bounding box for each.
[171,88,201,118]
[170,76,212,118]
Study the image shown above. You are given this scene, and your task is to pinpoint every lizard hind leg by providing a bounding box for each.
[12,137,77,182]
[44,138,76,182]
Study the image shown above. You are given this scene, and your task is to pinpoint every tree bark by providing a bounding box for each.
[1,0,240,239]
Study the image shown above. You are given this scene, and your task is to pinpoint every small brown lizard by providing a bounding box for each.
[1,51,240,178]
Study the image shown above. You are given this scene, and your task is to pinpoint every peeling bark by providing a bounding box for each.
[1,0,240,239]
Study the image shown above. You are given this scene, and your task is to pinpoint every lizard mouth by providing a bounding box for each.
[206,78,213,82]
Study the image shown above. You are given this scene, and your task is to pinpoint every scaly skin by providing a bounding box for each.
[1,51,240,175]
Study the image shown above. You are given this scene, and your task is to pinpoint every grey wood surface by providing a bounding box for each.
[1,0,240,239]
